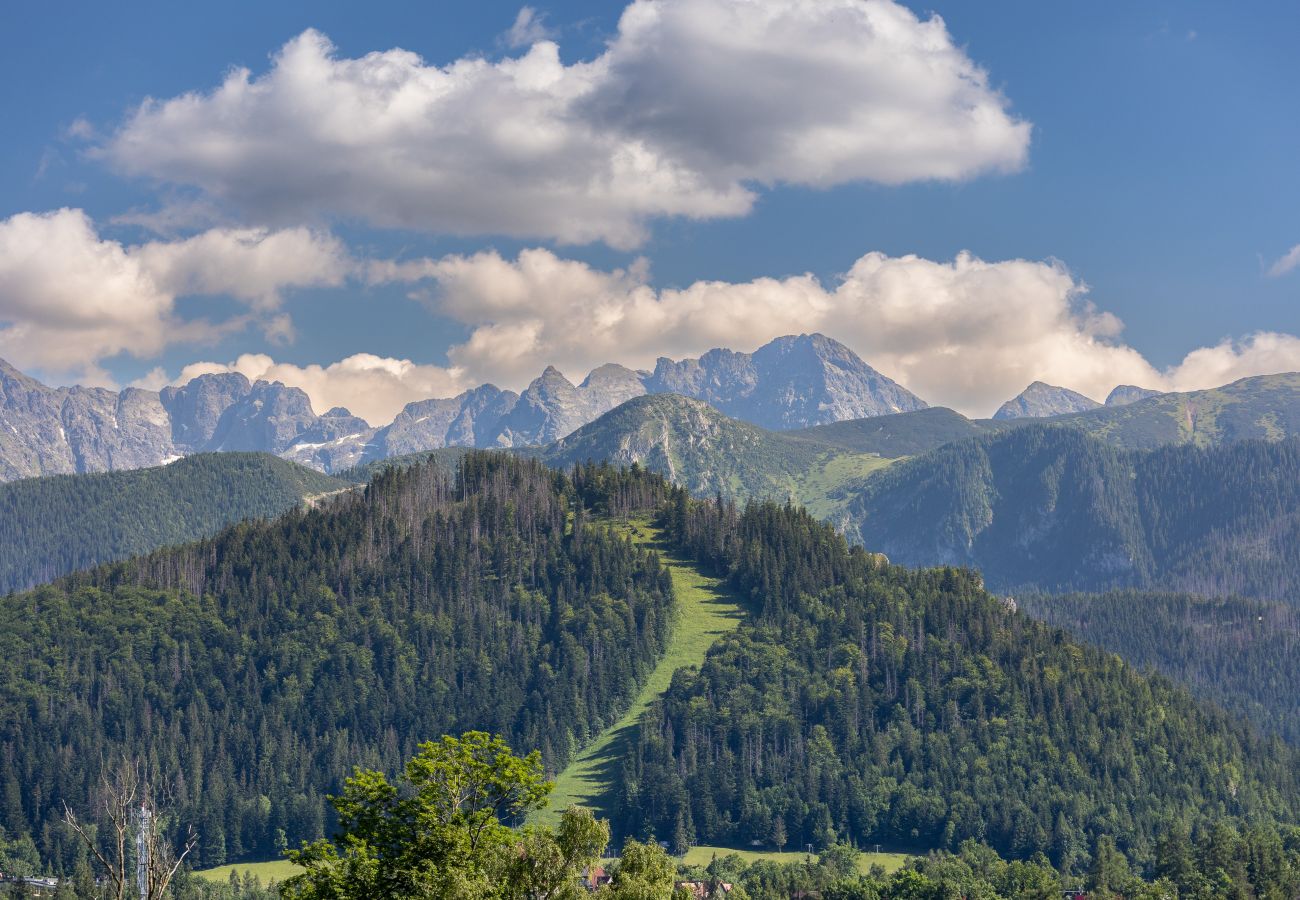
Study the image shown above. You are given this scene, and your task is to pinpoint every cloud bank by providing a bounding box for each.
[189,247,1300,423]
[0,208,346,381]
[104,0,1031,247]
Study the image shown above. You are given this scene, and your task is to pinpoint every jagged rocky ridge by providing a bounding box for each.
[0,334,928,479]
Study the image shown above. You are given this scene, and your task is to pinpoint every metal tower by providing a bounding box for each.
[136,802,151,900]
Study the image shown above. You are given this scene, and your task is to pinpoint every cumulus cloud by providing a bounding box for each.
[1266,244,1300,278]
[103,0,1030,247]
[0,208,349,381]
[134,225,350,309]
[176,353,468,426]
[375,247,1300,417]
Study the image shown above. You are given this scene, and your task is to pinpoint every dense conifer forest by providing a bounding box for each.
[618,490,1300,872]
[847,427,1300,600]
[0,455,673,870]
[1021,590,1300,743]
[0,454,345,595]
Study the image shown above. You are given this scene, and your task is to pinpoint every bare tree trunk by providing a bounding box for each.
[62,758,197,899]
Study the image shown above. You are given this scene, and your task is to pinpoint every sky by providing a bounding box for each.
[1,0,1298,422]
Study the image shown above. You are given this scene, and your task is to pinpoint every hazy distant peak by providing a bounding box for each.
[993,381,1102,420]
[1105,384,1163,407]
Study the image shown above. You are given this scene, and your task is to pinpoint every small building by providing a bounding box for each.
[581,865,612,891]
[675,879,735,900]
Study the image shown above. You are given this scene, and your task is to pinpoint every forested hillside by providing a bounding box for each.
[1021,590,1300,743]
[0,453,345,594]
[847,427,1300,599]
[617,492,1300,871]
[0,455,675,870]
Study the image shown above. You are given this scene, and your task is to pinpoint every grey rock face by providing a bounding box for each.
[993,382,1102,420]
[493,364,649,447]
[160,373,253,452]
[646,333,926,429]
[494,367,587,447]
[206,381,329,454]
[375,385,520,458]
[280,407,378,472]
[60,386,174,472]
[0,359,175,480]
[1105,385,1163,407]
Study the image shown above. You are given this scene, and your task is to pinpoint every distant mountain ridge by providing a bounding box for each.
[846,425,1300,600]
[0,334,926,480]
[0,453,345,594]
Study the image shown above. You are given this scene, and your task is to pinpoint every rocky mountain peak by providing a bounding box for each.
[1105,385,1164,407]
[993,382,1102,420]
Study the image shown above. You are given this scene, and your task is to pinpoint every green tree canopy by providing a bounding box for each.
[282,732,609,900]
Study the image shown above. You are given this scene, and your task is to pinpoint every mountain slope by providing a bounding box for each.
[1020,590,1300,743]
[619,494,1300,868]
[846,426,1300,599]
[537,518,746,826]
[0,455,676,870]
[791,406,1010,456]
[541,394,829,499]
[0,453,346,594]
[1056,372,1300,448]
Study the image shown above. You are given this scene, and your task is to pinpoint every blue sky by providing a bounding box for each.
[1,0,1297,421]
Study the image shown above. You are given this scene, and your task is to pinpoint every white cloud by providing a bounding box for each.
[1266,244,1300,278]
[0,208,350,381]
[1164,333,1300,391]
[505,7,554,48]
[104,0,1030,247]
[376,247,1300,417]
[176,353,468,426]
[134,225,350,309]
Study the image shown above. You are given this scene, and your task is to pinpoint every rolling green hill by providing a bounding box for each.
[790,406,1010,456]
[0,453,347,594]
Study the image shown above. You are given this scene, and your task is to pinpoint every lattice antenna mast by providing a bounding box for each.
[136,801,151,900]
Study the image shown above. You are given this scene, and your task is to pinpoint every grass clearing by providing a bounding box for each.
[535,517,746,826]
[681,845,910,875]
[195,858,298,884]
[794,452,897,520]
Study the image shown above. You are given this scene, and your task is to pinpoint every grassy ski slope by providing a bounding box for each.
[535,518,747,826]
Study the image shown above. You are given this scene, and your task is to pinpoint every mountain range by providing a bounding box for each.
[0,334,928,481]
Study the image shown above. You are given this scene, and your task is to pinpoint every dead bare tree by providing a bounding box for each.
[63,758,198,899]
